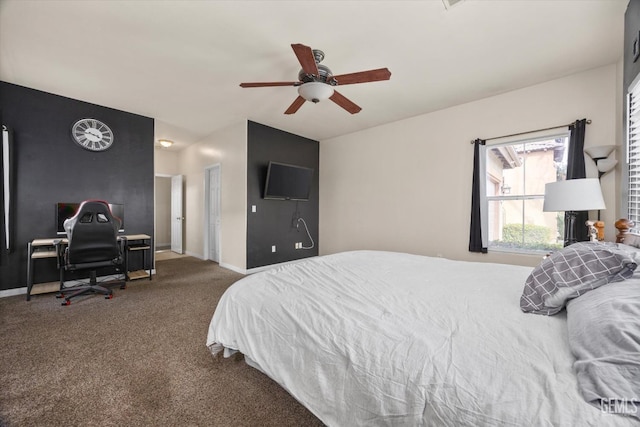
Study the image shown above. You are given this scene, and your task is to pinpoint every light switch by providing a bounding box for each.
[252,205,257,213]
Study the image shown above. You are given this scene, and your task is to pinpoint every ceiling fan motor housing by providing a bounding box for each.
[298,64,336,85]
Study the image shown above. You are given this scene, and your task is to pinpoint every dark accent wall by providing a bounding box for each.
[247,121,319,269]
[625,0,640,91]
[0,82,154,291]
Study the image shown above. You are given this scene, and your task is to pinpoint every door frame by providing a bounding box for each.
[154,173,172,252]
[203,164,221,262]
[154,173,184,254]
[170,174,184,254]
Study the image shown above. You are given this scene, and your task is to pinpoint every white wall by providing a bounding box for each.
[320,64,621,267]
[155,149,180,175]
[175,120,247,270]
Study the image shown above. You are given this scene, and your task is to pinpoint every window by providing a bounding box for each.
[627,77,640,228]
[484,135,569,253]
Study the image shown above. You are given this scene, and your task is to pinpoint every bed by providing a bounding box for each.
[207,245,640,426]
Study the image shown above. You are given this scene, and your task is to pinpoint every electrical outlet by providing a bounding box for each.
[272,245,276,252]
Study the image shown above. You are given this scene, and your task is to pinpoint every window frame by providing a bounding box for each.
[625,73,640,230]
[482,132,570,254]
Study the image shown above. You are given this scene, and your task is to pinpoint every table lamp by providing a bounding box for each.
[543,178,606,246]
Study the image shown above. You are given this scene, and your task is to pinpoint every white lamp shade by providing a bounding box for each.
[596,158,618,174]
[543,178,606,212]
[298,82,334,102]
[584,145,616,160]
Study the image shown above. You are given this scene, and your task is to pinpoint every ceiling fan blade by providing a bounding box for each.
[332,68,391,85]
[329,91,362,114]
[291,43,319,76]
[284,96,306,115]
[240,81,299,88]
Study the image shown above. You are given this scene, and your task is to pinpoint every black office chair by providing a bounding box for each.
[56,200,126,306]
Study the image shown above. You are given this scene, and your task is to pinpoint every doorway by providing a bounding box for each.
[204,164,221,263]
[154,174,184,255]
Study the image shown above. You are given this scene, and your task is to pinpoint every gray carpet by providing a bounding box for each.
[0,257,324,426]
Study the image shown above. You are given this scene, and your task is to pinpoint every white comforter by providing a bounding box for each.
[206,251,639,426]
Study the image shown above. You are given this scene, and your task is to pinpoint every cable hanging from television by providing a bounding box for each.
[297,217,315,250]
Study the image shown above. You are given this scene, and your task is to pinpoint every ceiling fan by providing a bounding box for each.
[239,43,391,115]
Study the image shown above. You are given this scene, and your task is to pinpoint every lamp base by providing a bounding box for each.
[564,211,577,247]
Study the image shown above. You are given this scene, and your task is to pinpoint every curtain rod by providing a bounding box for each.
[470,119,591,144]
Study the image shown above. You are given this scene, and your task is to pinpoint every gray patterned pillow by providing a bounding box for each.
[520,242,638,315]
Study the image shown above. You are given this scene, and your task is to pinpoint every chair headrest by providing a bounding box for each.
[63,200,122,264]
[64,200,122,238]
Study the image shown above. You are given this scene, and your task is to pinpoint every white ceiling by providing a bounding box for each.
[0,0,629,150]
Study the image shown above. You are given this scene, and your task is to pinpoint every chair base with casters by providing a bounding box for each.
[55,257,127,306]
[56,270,127,306]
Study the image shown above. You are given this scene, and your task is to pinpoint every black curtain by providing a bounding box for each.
[469,139,487,253]
[566,119,589,243]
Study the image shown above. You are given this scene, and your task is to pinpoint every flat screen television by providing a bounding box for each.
[56,202,124,235]
[264,161,314,201]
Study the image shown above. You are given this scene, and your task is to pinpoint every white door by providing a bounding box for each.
[207,166,221,262]
[171,174,184,254]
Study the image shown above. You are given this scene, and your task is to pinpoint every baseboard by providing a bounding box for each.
[180,251,246,274]
[215,257,319,276]
[218,262,246,274]
[245,258,311,275]
[0,270,157,299]
[184,250,204,260]
[1,256,316,298]
[0,287,26,298]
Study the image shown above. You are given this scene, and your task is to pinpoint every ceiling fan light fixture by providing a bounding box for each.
[298,82,334,103]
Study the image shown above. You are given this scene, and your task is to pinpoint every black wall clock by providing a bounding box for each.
[71,118,114,151]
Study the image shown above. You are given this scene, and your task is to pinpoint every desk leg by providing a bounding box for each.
[26,242,33,301]
[124,244,129,282]
[148,237,153,281]
[125,242,130,281]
